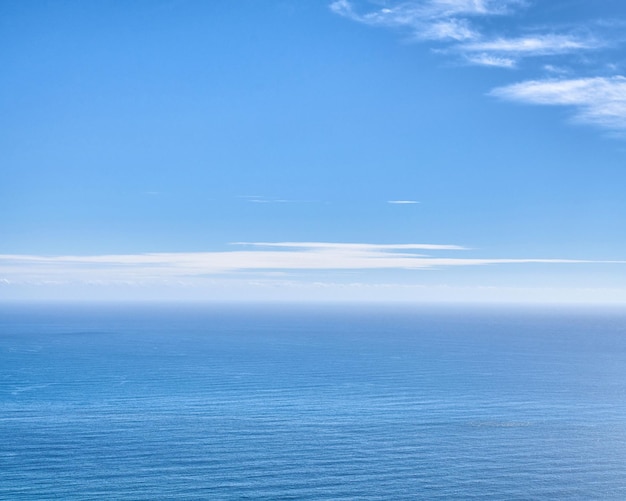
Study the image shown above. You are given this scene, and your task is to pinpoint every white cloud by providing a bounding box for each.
[490,76,626,130]
[543,64,569,74]
[330,1,610,69]
[329,0,523,41]
[417,18,478,41]
[330,2,625,132]
[387,200,421,204]
[235,242,461,250]
[465,53,515,67]
[239,195,291,203]
[462,34,600,54]
[330,0,524,23]
[0,242,621,285]
[430,0,526,17]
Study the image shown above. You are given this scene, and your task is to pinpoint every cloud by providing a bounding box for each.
[330,2,625,132]
[490,76,626,130]
[234,242,461,250]
[387,200,420,204]
[239,195,290,203]
[330,0,525,26]
[458,34,601,66]
[330,1,611,68]
[464,53,515,68]
[419,18,477,41]
[462,34,601,55]
[239,195,319,204]
[330,0,523,42]
[0,242,621,285]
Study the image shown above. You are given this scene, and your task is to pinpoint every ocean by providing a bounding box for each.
[1,303,626,499]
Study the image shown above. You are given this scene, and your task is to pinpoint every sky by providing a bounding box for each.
[2,0,626,303]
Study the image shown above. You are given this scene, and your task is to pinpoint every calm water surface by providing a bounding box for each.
[1,303,626,499]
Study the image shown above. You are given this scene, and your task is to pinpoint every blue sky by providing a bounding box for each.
[2,0,626,302]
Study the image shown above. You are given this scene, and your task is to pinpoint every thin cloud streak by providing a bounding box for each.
[234,242,461,250]
[240,195,291,203]
[387,200,421,204]
[458,34,602,67]
[462,34,601,55]
[465,53,515,68]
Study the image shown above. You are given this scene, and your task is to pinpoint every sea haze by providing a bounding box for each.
[1,303,626,499]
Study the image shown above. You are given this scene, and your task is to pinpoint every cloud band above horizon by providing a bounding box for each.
[0,242,621,285]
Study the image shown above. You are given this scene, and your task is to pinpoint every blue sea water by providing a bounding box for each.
[1,303,626,500]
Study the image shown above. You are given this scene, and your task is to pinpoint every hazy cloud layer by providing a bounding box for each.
[0,242,618,285]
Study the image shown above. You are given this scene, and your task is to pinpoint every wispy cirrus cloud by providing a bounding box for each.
[329,0,526,27]
[458,34,602,67]
[0,242,620,285]
[387,200,420,204]
[329,1,602,67]
[462,34,601,55]
[464,53,515,68]
[491,76,626,130]
[330,0,523,42]
[330,1,626,131]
